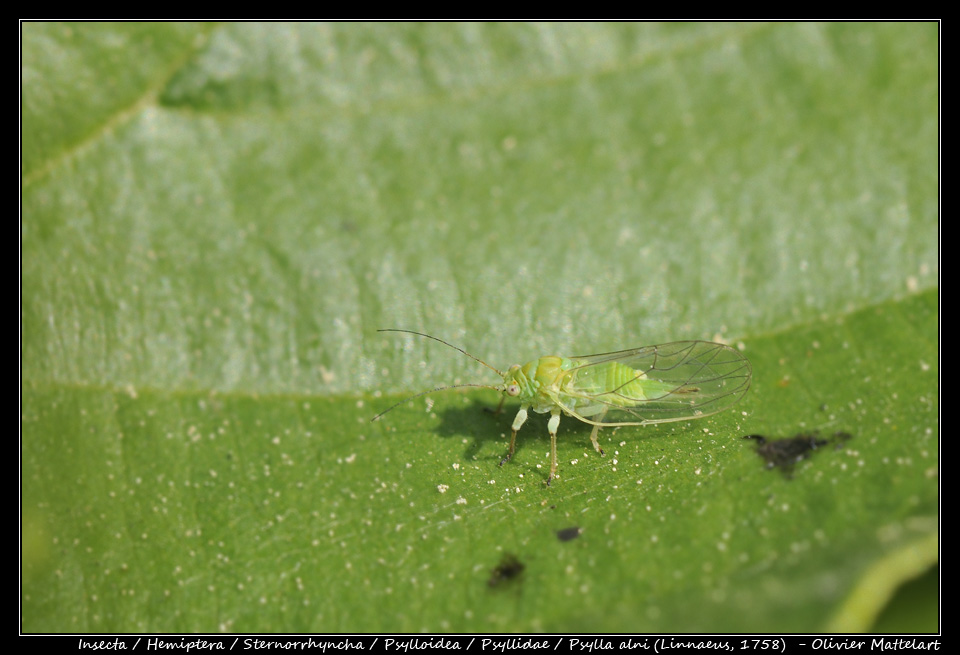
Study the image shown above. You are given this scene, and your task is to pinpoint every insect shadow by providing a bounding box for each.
[428,396,673,472]
[429,399,549,465]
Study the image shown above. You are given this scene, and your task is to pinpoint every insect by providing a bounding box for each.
[373,329,752,485]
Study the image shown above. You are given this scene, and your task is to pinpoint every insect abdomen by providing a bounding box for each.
[601,362,647,404]
[564,360,655,407]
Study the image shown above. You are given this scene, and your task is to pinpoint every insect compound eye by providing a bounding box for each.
[506,384,520,397]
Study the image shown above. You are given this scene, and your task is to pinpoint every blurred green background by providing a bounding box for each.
[21,22,938,633]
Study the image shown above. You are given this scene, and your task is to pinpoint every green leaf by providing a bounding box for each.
[22,22,938,633]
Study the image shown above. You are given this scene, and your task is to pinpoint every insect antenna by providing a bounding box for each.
[377,329,504,376]
[371,383,500,421]
[372,329,505,422]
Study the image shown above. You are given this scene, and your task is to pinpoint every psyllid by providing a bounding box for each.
[374,329,751,484]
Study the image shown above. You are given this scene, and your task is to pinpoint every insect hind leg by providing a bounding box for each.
[589,407,608,456]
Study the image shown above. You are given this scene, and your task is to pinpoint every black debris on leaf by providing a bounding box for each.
[556,526,582,542]
[488,553,524,588]
[744,431,852,476]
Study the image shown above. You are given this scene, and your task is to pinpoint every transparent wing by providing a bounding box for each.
[555,341,751,426]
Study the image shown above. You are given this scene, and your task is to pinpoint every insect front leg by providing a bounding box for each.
[589,407,608,456]
[499,405,529,467]
[547,408,561,485]
[485,396,506,416]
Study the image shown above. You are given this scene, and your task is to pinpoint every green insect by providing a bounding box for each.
[373,329,751,485]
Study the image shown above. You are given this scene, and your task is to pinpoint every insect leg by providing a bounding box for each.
[485,396,506,416]
[547,408,561,485]
[589,407,607,456]
[499,405,529,467]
